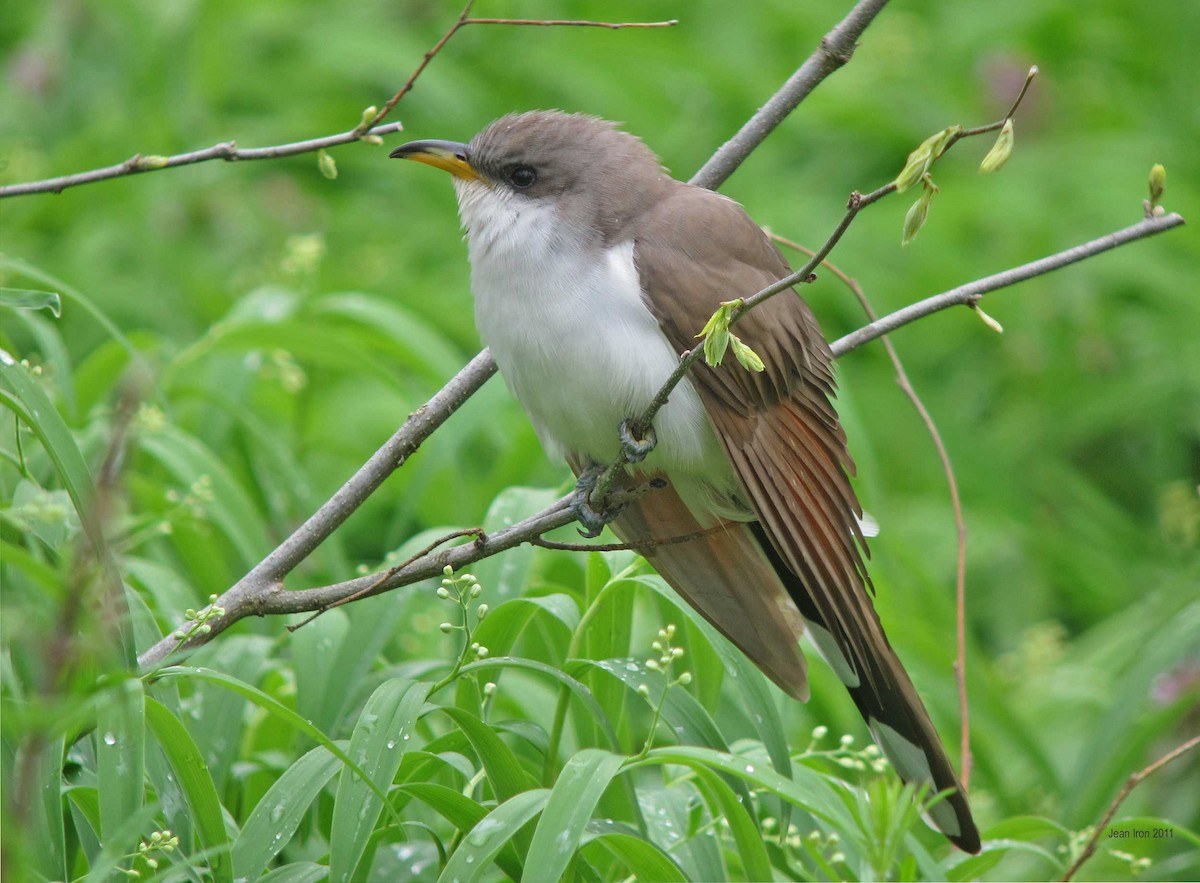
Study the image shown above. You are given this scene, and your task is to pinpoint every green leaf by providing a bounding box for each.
[330,678,432,881]
[0,361,100,552]
[151,666,394,807]
[437,705,539,802]
[0,256,134,353]
[96,679,145,851]
[437,789,550,883]
[0,287,62,316]
[259,863,330,883]
[143,697,231,882]
[979,118,1015,174]
[137,425,271,568]
[628,745,852,829]
[729,334,765,373]
[902,179,937,246]
[585,831,688,882]
[691,764,773,882]
[17,735,67,882]
[232,745,343,880]
[471,593,580,657]
[318,148,338,179]
[524,749,626,883]
[401,782,525,881]
[457,657,620,751]
[81,802,163,883]
[572,658,731,753]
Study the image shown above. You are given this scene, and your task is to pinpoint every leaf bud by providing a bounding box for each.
[979,118,1015,174]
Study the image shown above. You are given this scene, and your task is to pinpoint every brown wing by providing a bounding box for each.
[627,183,980,853]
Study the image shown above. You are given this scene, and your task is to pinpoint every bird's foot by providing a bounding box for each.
[570,463,627,538]
[619,419,657,464]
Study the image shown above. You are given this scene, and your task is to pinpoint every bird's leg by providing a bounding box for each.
[570,462,626,538]
[619,418,657,463]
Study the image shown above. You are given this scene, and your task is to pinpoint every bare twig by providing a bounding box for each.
[463,17,678,28]
[691,0,893,190]
[0,123,404,198]
[1060,734,1200,882]
[772,232,974,786]
[135,209,1185,670]
[134,0,893,669]
[137,349,496,668]
[1,4,675,199]
[607,64,1045,494]
[830,212,1186,355]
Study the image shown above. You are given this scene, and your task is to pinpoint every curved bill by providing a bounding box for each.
[389,139,478,180]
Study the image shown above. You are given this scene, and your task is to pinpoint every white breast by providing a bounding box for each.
[454,179,730,487]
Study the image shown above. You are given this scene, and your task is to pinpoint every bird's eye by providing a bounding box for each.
[508,166,537,188]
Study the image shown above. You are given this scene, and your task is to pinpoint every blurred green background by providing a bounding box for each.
[3,0,1198,879]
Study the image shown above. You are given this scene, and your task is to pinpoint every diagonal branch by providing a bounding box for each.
[690,0,893,190]
[1060,734,1200,882]
[829,212,1185,355]
[135,210,1185,670]
[135,0,907,670]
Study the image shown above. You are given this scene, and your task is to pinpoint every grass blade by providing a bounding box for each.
[523,749,626,883]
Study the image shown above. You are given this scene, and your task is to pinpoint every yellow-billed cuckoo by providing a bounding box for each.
[391,111,980,852]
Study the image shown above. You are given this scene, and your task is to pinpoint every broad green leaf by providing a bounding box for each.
[151,666,393,808]
[456,657,620,751]
[232,745,343,880]
[292,606,350,733]
[524,749,626,883]
[437,705,538,802]
[400,782,524,881]
[17,735,67,883]
[629,745,851,830]
[313,293,465,383]
[572,658,730,752]
[469,486,561,603]
[471,593,580,657]
[584,831,687,882]
[97,679,145,850]
[143,697,230,882]
[691,765,773,881]
[259,863,329,883]
[330,679,432,881]
[437,789,550,883]
[137,425,270,567]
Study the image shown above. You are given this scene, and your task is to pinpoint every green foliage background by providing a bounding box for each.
[2,0,1198,880]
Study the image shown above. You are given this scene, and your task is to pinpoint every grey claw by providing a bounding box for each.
[569,463,626,537]
[619,420,657,463]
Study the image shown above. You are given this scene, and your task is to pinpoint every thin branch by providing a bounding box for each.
[772,232,973,786]
[2,5,675,199]
[135,0,892,669]
[464,18,678,28]
[691,0,893,190]
[121,1,1185,679]
[1060,734,1200,882]
[830,212,1186,355]
[954,64,1039,140]
[0,123,403,198]
[136,350,496,669]
[135,209,1185,670]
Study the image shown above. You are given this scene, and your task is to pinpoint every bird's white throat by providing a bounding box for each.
[453,178,732,491]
